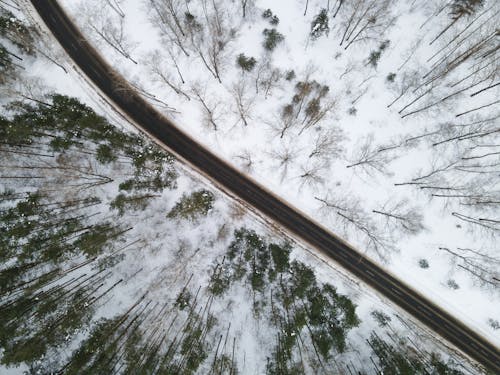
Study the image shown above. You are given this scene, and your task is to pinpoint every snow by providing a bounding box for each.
[2,0,496,372]
[43,0,500,347]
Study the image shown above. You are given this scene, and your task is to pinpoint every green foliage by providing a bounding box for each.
[119,169,177,192]
[208,263,232,296]
[0,11,34,83]
[288,261,316,299]
[73,222,117,257]
[2,94,177,173]
[369,333,424,374]
[180,327,207,372]
[285,70,296,81]
[213,227,360,368]
[0,91,183,372]
[310,9,329,39]
[0,283,96,367]
[262,9,273,18]
[488,318,499,330]
[236,53,257,72]
[450,0,484,20]
[262,9,279,25]
[369,333,465,375]
[0,10,35,55]
[167,189,215,221]
[270,15,279,25]
[184,11,202,33]
[269,242,291,274]
[126,146,178,193]
[263,28,284,51]
[368,50,382,67]
[175,289,192,310]
[419,259,429,269]
[386,72,396,82]
[96,143,117,164]
[371,310,392,327]
[367,40,390,68]
[307,285,352,355]
[64,318,121,374]
[379,40,390,51]
[0,44,13,83]
[447,279,459,290]
[110,193,156,216]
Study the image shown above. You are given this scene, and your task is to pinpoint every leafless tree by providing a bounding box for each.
[308,128,345,163]
[105,0,125,17]
[233,149,253,172]
[191,84,223,131]
[438,246,500,290]
[269,104,297,139]
[297,161,326,190]
[346,134,398,177]
[147,51,191,101]
[148,0,190,56]
[452,211,500,236]
[338,0,396,50]
[191,0,234,83]
[239,0,255,18]
[373,199,425,238]
[315,192,395,262]
[89,11,137,64]
[230,78,255,126]
[387,71,420,108]
[429,0,487,46]
[6,76,51,105]
[254,60,282,99]
[268,144,298,181]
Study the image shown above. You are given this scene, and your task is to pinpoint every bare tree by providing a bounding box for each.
[105,0,125,17]
[239,0,255,18]
[452,211,500,236]
[315,192,395,262]
[230,78,255,127]
[387,70,420,108]
[338,0,395,50]
[297,161,326,190]
[346,134,398,176]
[254,59,282,99]
[80,2,137,64]
[438,246,500,290]
[191,0,234,83]
[308,128,345,163]
[148,0,190,56]
[191,84,223,131]
[268,144,298,181]
[429,0,486,46]
[147,51,191,100]
[233,149,253,172]
[372,199,425,238]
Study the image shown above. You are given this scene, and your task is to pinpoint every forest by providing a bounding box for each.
[0,0,497,374]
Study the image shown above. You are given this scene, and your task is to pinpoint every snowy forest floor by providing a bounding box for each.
[51,0,500,347]
[0,0,497,374]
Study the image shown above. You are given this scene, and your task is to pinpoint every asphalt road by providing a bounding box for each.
[30,1,499,373]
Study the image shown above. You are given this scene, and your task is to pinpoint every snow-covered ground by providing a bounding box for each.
[45,0,500,347]
[0,0,495,373]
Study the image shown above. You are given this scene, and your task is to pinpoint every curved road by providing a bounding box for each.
[29,1,499,372]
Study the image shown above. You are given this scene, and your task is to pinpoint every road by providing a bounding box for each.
[29,1,499,372]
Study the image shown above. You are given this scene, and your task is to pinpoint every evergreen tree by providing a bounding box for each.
[310,9,329,40]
